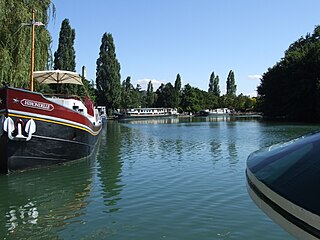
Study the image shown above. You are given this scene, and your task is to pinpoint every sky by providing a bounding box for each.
[47,0,320,96]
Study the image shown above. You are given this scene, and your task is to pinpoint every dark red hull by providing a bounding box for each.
[0,87,102,173]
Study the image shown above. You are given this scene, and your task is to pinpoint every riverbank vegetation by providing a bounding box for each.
[1,1,320,121]
[258,25,320,122]
[0,0,52,88]
[94,32,256,115]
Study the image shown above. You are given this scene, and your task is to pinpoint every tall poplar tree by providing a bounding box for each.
[213,75,220,97]
[226,70,237,96]
[0,0,53,88]
[208,72,215,93]
[146,80,155,107]
[174,73,182,108]
[208,72,220,97]
[53,18,76,94]
[53,18,75,71]
[96,32,121,114]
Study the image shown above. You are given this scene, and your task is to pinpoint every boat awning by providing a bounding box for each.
[33,70,83,85]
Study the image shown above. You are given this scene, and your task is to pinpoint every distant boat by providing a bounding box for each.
[97,106,107,124]
[199,108,231,116]
[116,107,178,119]
[246,131,320,239]
[0,70,102,173]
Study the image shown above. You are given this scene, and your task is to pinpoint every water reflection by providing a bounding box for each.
[210,140,222,163]
[0,151,98,239]
[257,122,320,149]
[226,122,238,165]
[97,121,124,213]
[205,116,231,122]
[119,117,179,125]
[5,201,39,232]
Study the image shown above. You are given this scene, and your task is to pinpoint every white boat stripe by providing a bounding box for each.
[247,169,320,230]
[247,182,318,240]
[8,109,97,134]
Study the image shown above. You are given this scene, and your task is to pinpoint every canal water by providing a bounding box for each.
[0,117,319,240]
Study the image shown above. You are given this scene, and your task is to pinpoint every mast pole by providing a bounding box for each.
[30,9,35,92]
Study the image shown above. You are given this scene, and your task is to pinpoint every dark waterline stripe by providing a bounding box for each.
[246,169,320,238]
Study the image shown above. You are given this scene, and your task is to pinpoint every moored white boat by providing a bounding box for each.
[116,107,178,119]
[199,108,231,116]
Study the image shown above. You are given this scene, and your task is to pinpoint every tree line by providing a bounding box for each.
[95,33,256,115]
[110,71,256,115]
[2,2,320,121]
[257,25,320,122]
[0,2,256,116]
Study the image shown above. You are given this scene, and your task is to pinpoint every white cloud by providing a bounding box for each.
[245,91,257,97]
[248,75,262,80]
[135,78,165,90]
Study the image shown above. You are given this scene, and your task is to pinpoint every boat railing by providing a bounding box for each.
[43,93,82,101]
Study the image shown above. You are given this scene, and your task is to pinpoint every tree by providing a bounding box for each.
[121,76,133,108]
[226,70,237,96]
[155,83,175,107]
[53,18,77,94]
[174,73,182,108]
[0,1,53,88]
[213,75,220,97]
[208,72,215,93]
[77,77,95,101]
[257,25,320,122]
[204,91,219,109]
[208,72,220,97]
[53,19,75,71]
[120,77,142,109]
[180,84,203,113]
[146,80,155,107]
[96,32,121,115]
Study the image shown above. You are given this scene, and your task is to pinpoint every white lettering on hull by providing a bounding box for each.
[21,99,54,111]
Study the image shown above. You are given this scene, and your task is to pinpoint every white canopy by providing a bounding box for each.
[33,70,83,85]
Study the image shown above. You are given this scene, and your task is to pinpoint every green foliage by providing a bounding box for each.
[0,0,53,88]
[226,70,237,96]
[53,18,78,94]
[115,71,255,114]
[96,32,121,114]
[81,78,96,100]
[208,72,215,92]
[174,73,181,107]
[146,80,155,107]
[180,84,203,113]
[258,25,320,122]
[121,76,142,108]
[233,94,255,112]
[203,91,219,109]
[154,83,176,108]
[213,75,220,97]
[53,19,75,71]
[208,71,220,97]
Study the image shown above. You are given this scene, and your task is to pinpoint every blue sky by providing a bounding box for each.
[47,0,320,96]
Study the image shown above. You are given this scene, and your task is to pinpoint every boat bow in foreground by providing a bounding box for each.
[246,131,320,239]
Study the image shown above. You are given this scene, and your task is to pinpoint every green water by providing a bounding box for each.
[0,117,319,240]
